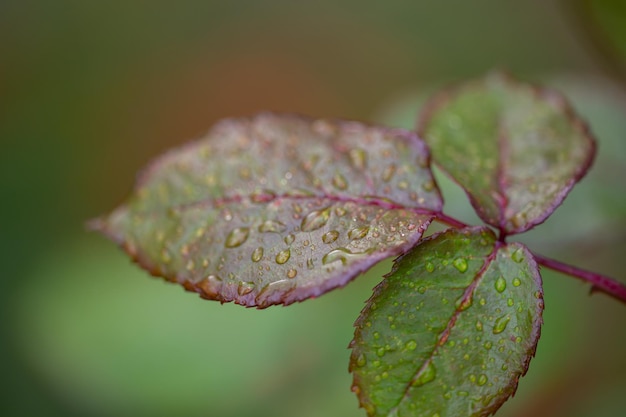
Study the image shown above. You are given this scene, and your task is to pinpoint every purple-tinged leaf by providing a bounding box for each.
[418,72,596,235]
[91,113,442,307]
[350,227,543,416]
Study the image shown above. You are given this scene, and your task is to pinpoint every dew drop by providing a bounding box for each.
[476,320,483,331]
[422,179,435,192]
[186,259,195,271]
[251,246,264,262]
[284,234,296,245]
[453,258,468,273]
[382,164,397,182]
[225,227,250,248]
[258,220,287,233]
[306,258,314,269]
[355,353,367,367]
[322,247,368,265]
[332,173,348,190]
[483,341,492,350]
[287,268,298,279]
[349,148,368,170]
[512,278,521,287]
[348,226,369,241]
[495,277,507,293]
[160,248,172,264]
[237,281,255,296]
[301,207,331,232]
[493,315,511,334]
[455,294,473,311]
[405,340,417,351]
[425,262,435,273]
[418,286,427,294]
[477,374,488,386]
[276,249,291,264]
[198,274,223,298]
[507,298,514,307]
[322,230,340,244]
[376,347,386,357]
[511,248,525,263]
[412,362,437,387]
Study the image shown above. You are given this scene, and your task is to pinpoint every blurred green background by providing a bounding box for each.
[2,1,625,416]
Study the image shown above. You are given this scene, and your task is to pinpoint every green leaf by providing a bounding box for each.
[91,113,442,307]
[418,72,596,234]
[350,227,543,416]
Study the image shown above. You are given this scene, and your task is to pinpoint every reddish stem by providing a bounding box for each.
[434,212,469,229]
[533,253,626,305]
[433,212,626,305]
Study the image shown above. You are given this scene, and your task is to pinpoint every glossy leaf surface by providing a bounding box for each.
[419,72,596,234]
[350,227,543,416]
[92,113,442,307]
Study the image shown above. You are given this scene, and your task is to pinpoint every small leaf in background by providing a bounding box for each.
[92,113,442,307]
[418,72,596,235]
[350,227,543,417]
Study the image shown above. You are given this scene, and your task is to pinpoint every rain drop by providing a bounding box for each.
[348,226,369,241]
[422,179,435,192]
[382,164,397,182]
[322,230,340,244]
[355,353,367,367]
[455,294,473,311]
[511,248,525,263]
[322,247,368,265]
[477,374,488,386]
[258,220,287,233]
[332,173,348,190]
[493,315,510,334]
[412,362,436,387]
[198,275,222,298]
[349,148,368,170]
[225,227,250,248]
[284,234,296,245]
[405,340,417,351]
[495,277,507,293]
[512,278,521,287]
[301,207,331,232]
[453,258,468,273]
[251,247,264,262]
[287,268,298,279]
[425,262,435,272]
[276,249,291,264]
[237,281,255,296]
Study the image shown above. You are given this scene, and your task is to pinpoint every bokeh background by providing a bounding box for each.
[2,1,625,416]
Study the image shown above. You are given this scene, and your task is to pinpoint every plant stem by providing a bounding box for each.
[434,212,469,229]
[433,212,626,305]
[534,253,626,305]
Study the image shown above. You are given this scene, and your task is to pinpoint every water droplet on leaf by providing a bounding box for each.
[495,277,507,293]
[322,230,339,244]
[412,362,437,387]
[493,315,510,334]
[225,227,250,248]
[237,281,255,296]
[301,207,331,232]
[332,173,348,190]
[453,258,468,273]
[258,220,287,233]
[348,226,369,240]
[276,249,291,264]
[251,247,264,262]
[511,248,525,263]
